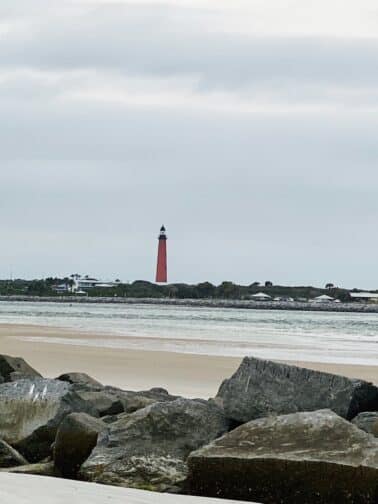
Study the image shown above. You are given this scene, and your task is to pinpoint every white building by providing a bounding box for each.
[350,292,378,304]
[313,294,335,303]
[72,276,120,292]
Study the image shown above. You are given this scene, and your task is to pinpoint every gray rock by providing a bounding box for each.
[216,356,378,423]
[148,387,170,395]
[107,386,179,414]
[71,388,125,417]
[54,412,106,478]
[352,411,378,437]
[115,392,158,414]
[56,372,103,387]
[0,461,59,477]
[0,355,41,383]
[0,440,28,468]
[188,409,378,504]
[72,384,178,417]
[0,378,98,461]
[80,398,229,492]
[136,387,175,401]
[101,413,123,424]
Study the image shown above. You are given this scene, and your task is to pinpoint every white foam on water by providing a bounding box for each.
[1,301,377,365]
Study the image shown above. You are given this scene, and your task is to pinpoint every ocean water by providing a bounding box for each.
[0,301,377,365]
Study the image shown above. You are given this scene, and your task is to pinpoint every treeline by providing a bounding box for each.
[0,279,354,302]
[0,278,74,297]
[106,281,351,302]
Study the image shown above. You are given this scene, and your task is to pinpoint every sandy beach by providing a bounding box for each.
[0,324,376,397]
[0,323,377,504]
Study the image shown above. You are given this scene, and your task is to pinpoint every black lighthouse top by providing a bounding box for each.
[158,225,167,240]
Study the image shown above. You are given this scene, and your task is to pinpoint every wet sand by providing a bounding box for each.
[0,324,376,397]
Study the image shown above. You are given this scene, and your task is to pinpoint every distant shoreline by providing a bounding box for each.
[0,295,377,313]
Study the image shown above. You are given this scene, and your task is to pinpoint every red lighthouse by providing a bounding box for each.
[156,225,167,283]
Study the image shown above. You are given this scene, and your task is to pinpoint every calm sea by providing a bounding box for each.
[0,301,377,365]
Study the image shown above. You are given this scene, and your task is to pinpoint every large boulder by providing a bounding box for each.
[80,398,229,492]
[188,409,378,503]
[54,412,106,478]
[352,411,378,437]
[0,355,41,383]
[0,379,98,461]
[0,440,28,468]
[216,357,378,423]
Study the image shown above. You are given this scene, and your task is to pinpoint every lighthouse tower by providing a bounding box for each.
[156,225,167,283]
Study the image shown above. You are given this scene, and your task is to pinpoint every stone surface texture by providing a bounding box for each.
[352,411,378,437]
[56,372,103,387]
[80,398,229,492]
[188,409,378,503]
[54,412,106,478]
[0,440,28,468]
[70,383,178,418]
[0,378,97,461]
[216,356,378,423]
[0,355,42,383]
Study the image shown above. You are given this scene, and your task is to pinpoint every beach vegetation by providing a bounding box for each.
[0,278,355,302]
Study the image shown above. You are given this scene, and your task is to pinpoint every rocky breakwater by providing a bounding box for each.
[0,353,376,503]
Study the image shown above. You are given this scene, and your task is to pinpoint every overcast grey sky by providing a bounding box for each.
[1,1,377,287]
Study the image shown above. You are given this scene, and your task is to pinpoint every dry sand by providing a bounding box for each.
[0,324,377,396]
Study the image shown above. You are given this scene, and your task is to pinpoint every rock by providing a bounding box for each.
[0,461,59,477]
[352,411,378,437]
[137,387,174,401]
[148,387,170,395]
[115,392,157,414]
[56,372,103,387]
[216,356,378,423]
[80,398,229,492]
[101,414,123,424]
[0,378,98,462]
[0,440,28,468]
[71,388,125,417]
[0,355,41,383]
[188,409,378,504]
[54,413,106,478]
[72,384,178,417]
[107,386,179,414]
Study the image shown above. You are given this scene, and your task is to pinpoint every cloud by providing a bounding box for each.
[2,1,378,117]
[0,1,377,287]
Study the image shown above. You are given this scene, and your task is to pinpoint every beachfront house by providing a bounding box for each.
[71,276,119,292]
[349,292,378,304]
[52,283,72,294]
